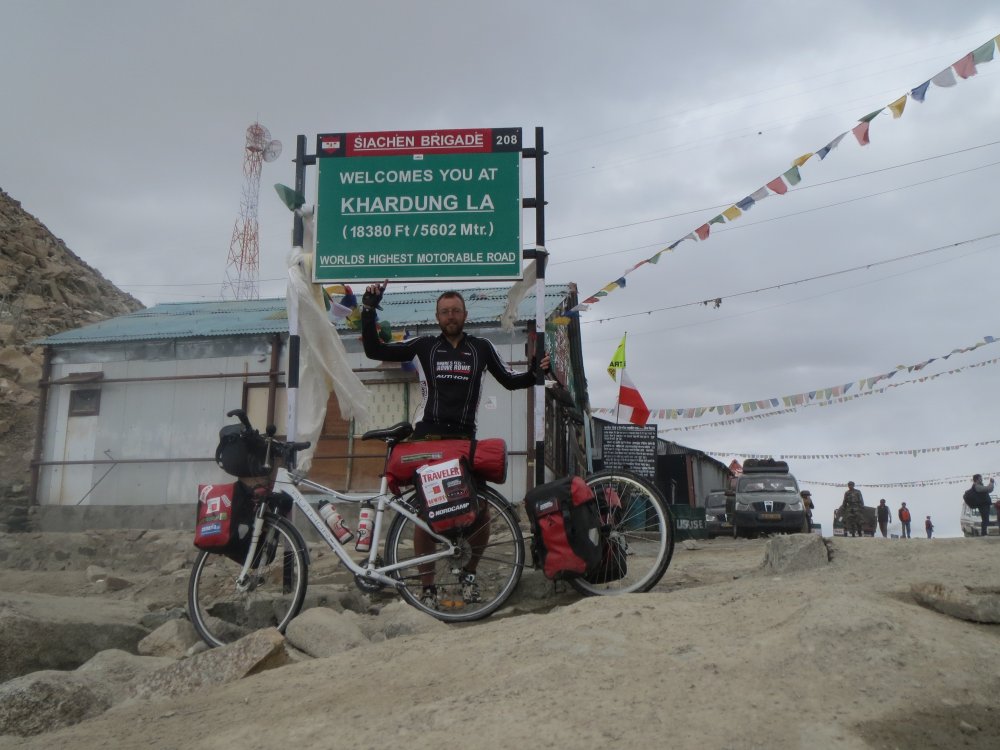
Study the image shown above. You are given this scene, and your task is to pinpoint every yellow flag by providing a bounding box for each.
[607,335,626,382]
[792,152,814,167]
[888,95,907,119]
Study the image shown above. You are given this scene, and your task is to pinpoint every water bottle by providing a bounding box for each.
[355,502,374,552]
[318,500,353,544]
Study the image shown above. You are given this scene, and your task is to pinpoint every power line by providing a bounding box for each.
[580,231,1000,329]
[548,139,1000,247]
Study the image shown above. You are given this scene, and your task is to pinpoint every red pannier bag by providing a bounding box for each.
[194,482,254,561]
[414,458,482,534]
[385,438,507,494]
[524,476,603,580]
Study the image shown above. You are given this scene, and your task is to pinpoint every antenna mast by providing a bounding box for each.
[222,122,281,300]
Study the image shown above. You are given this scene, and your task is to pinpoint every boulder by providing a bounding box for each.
[285,607,367,657]
[760,534,830,574]
[137,619,202,659]
[911,582,1000,623]
[0,671,110,737]
[0,649,175,737]
[75,649,175,703]
[126,627,289,702]
[0,593,149,682]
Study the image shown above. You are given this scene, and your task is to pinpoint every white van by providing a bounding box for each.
[960,498,999,537]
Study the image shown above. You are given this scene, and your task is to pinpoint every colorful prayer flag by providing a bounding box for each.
[852,121,871,146]
[931,68,957,87]
[911,81,930,102]
[953,53,976,79]
[766,176,787,195]
[888,95,907,119]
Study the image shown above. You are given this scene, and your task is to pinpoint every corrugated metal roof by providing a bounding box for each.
[38,284,574,345]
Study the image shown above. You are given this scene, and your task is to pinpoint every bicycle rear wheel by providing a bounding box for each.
[570,470,674,595]
[188,514,309,647]
[384,487,524,622]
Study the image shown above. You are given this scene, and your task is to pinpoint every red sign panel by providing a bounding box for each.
[316,128,522,158]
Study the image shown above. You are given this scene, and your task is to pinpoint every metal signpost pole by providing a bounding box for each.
[522,127,546,488]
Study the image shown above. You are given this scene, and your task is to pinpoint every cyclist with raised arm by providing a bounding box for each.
[360,282,548,607]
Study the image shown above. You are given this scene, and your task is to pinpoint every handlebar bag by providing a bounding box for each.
[524,476,603,580]
[414,458,482,534]
[215,425,270,478]
[386,438,507,494]
[194,482,254,562]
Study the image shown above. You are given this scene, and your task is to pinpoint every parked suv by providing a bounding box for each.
[731,459,807,538]
[704,489,732,538]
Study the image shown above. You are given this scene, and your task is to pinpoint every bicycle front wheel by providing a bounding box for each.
[384,487,524,622]
[187,514,309,647]
[571,471,674,596]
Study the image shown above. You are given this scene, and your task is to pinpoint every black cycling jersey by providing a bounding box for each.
[361,309,535,438]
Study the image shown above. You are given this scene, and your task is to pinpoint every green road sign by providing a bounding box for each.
[313,128,523,283]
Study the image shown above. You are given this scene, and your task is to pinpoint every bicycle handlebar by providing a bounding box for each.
[225,408,311,466]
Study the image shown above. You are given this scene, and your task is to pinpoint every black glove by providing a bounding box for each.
[361,286,383,311]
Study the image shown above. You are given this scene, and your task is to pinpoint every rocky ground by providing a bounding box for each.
[0,530,998,749]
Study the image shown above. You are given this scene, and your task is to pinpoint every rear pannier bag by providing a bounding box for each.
[414,458,482,534]
[385,438,506,494]
[584,484,628,585]
[524,476,603,580]
[194,482,254,561]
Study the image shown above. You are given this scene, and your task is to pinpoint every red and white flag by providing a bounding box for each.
[618,370,651,426]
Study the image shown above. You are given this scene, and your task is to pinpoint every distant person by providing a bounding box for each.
[898,502,912,539]
[841,481,865,537]
[800,490,814,532]
[968,474,995,537]
[876,499,892,538]
[925,516,934,539]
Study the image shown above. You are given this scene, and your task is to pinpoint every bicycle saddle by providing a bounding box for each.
[361,422,414,443]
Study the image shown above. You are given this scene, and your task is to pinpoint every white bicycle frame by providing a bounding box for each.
[235,466,461,592]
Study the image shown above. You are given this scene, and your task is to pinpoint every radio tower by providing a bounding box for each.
[222,122,282,300]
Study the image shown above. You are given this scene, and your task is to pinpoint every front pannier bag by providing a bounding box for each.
[524,476,603,580]
[194,482,254,561]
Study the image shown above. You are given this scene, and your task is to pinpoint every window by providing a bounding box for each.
[69,388,101,417]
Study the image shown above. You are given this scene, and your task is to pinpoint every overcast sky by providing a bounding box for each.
[3,1,999,536]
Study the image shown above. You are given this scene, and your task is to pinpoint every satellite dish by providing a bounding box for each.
[263,139,283,162]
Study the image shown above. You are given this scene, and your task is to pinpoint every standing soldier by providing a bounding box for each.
[841,481,865,537]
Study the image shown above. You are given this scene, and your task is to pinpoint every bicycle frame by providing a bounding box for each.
[234,466,462,593]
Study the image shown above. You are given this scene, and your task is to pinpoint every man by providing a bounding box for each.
[969,474,995,537]
[925,516,934,539]
[799,490,814,533]
[361,283,548,607]
[876,498,892,538]
[841,481,865,537]
[898,501,912,538]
